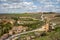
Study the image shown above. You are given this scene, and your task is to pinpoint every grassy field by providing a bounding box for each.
[0,12,60,39]
[16,24,60,40]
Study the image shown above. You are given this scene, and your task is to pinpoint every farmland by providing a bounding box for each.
[0,12,60,40]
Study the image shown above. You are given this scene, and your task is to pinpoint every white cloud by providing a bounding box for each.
[44,4,54,8]
[37,0,59,5]
[57,0,60,2]
[0,0,26,3]
[36,0,60,12]
[23,2,33,5]
[0,0,7,1]
[0,0,60,13]
[0,1,37,11]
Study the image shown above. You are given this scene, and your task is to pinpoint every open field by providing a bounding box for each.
[0,12,60,40]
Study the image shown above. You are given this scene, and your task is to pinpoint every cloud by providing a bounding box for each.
[0,0,60,13]
[0,0,26,3]
[57,0,60,2]
[0,0,7,1]
[3,2,37,10]
[37,0,60,5]
[0,1,37,13]
[36,0,60,12]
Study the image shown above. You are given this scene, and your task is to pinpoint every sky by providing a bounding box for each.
[0,0,60,13]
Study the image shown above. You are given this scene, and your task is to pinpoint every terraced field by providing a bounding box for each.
[0,12,60,40]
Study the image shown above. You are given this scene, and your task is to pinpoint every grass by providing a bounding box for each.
[35,25,60,40]
[0,13,60,39]
[16,25,60,40]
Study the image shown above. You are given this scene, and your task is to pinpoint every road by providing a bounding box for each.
[5,28,45,40]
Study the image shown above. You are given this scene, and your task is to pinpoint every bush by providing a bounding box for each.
[0,22,12,37]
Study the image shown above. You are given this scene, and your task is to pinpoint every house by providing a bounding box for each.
[9,26,28,35]
[12,26,23,34]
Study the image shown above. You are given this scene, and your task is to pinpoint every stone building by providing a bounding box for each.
[9,26,28,35]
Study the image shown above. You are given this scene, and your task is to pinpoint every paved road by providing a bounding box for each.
[5,28,45,40]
